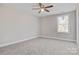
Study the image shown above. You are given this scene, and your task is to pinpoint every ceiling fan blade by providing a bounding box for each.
[39,3,42,8]
[38,10,41,13]
[45,9,50,12]
[45,5,53,8]
[32,8,40,10]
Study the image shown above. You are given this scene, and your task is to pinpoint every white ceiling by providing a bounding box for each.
[0,3,77,17]
[32,3,77,17]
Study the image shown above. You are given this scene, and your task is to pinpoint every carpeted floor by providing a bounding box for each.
[0,37,78,55]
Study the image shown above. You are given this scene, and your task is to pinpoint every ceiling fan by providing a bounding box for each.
[32,3,53,13]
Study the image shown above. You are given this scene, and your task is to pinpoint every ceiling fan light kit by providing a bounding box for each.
[41,8,44,12]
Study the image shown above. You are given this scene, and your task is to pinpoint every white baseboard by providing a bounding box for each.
[0,35,39,48]
[0,35,75,48]
[40,35,76,42]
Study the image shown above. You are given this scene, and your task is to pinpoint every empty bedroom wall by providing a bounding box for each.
[40,11,76,41]
[0,4,39,46]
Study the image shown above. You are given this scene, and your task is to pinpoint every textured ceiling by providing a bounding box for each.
[0,3,77,17]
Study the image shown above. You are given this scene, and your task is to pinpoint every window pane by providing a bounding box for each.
[57,15,69,32]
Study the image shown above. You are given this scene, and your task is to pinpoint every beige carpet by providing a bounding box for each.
[0,37,78,55]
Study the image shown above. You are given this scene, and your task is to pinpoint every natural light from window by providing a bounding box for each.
[57,15,69,33]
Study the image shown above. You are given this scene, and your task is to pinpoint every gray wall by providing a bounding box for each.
[0,4,39,45]
[40,11,76,41]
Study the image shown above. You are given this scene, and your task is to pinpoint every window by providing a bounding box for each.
[57,15,69,33]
